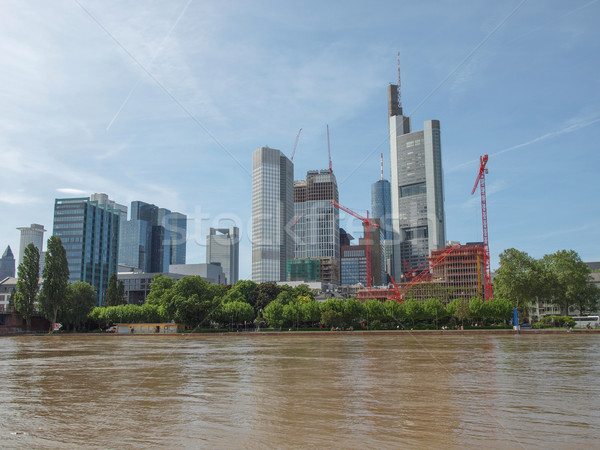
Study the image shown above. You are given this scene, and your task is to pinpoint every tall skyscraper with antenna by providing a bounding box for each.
[388,58,446,281]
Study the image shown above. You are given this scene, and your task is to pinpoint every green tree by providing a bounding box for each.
[283,301,302,329]
[363,299,386,328]
[146,274,175,306]
[403,298,424,326]
[63,282,96,331]
[485,297,513,324]
[384,299,405,328]
[301,299,322,325]
[423,298,445,328]
[216,300,255,328]
[104,273,125,307]
[15,243,40,331]
[494,248,542,309]
[254,282,280,312]
[342,298,364,327]
[468,297,485,324]
[454,300,471,327]
[263,300,285,328]
[321,309,343,329]
[544,250,596,315]
[39,236,70,328]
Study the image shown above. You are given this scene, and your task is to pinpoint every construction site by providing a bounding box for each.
[356,242,486,304]
[356,153,493,305]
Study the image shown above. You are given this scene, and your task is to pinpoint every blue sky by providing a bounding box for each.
[1,0,599,280]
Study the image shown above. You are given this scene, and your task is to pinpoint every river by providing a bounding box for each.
[1,332,599,448]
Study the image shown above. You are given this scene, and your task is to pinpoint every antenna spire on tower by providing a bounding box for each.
[380,153,384,181]
[327,124,332,173]
[397,51,403,114]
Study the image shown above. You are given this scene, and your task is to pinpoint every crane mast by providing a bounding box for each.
[290,128,302,162]
[471,154,493,300]
[330,201,379,289]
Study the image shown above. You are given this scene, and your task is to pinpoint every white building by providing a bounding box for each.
[252,147,294,282]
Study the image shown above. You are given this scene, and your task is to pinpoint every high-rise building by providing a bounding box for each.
[293,169,340,284]
[53,194,120,305]
[119,201,187,273]
[252,146,294,282]
[206,227,239,284]
[17,224,46,266]
[0,246,15,279]
[372,178,393,283]
[388,84,446,281]
[169,212,187,266]
[372,179,392,240]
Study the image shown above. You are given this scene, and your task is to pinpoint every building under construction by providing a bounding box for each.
[357,242,485,304]
[292,170,340,284]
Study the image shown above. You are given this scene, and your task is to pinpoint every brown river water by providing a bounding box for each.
[1,332,599,449]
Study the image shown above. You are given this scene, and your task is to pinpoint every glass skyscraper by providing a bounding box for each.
[388,84,446,281]
[53,195,120,305]
[119,201,187,273]
[371,179,392,240]
[206,227,239,285]
[252,146,294,282]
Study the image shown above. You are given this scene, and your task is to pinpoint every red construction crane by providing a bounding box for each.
[290,128,302,162]
[331,201,379,289]
[471,155,493,300]
[327,124,333,173]
[390,244,460,302]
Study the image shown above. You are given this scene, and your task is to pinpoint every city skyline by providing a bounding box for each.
[1,1,599,280]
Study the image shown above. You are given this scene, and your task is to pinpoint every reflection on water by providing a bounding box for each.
[1,333,599,448]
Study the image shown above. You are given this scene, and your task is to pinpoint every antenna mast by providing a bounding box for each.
[380,153,384,181]
[397,51,402,113]
[327,124,332,173]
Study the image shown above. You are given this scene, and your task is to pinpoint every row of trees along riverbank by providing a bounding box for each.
[88,276,517,331]
[11,238,125,331]
[11,238,599,332]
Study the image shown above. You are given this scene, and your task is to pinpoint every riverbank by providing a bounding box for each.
[3,328,599,337]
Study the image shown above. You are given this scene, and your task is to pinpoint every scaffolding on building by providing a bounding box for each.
[357,243,485,304]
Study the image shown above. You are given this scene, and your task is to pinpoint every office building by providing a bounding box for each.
[388,84,446,281]
[53,194,120,305]
[293,169,340,284]
[17,224,46,266]
[252,146,294,282]
[119,201,187,273]
[372,178,393,283]
[206,227,239,284]
[0,246,15,280]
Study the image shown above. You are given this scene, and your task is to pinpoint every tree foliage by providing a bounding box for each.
[104,273,125,307]
[61,282,96,331]
[39,236,70,327]
[15,243,40,331]
[494,248,542,308]
[543,250,596,315]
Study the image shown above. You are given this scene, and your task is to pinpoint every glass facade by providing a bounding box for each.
[340,245,367,286]
[252,147,294,282]
[389,83,446,282]
[53,196,120,305]
[371,179,392,240]
[206,227,239,284]
[120,201,187,273]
